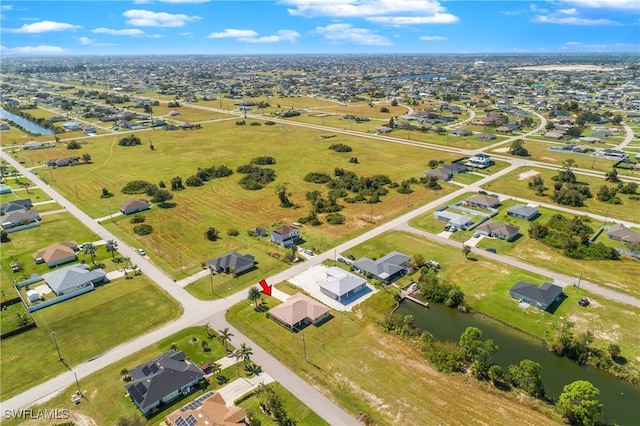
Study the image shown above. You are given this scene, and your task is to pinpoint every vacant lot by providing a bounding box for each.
[0,274,180,399]
[19,120,459,276]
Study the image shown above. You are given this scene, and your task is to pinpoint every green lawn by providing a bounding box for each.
[0,274,181,399]
[1,326,325,426]
[452,172,485,185]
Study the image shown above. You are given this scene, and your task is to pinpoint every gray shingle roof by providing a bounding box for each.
[42,264,105,294]
[353,251,409,280]
[208,251,255,272]
[507,204,539,218]
[510,281,563,308]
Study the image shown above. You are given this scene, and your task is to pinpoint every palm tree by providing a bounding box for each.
[210,362,222,378]
[462,245,471,259]
[204,322,214,338]
[245,362,262,376]
[217,327,234,352]
[120,368,131,382]
[105,239,118,260]
[248,286,261,307]
[83,242,97,266]
[201,340,210,352]
[238,342,253,368]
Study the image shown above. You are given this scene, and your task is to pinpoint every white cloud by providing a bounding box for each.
[284,0,458,25]
[208,29,259,39]
[92,27,146,36]
[561,0,639,10]
[314,23,392,46]
[6,20,81,33]
[158,0,211,3]
[208,29,299,43]
[558,8,578,15]
[123,9,201,27]
[79,37,95,45]
[1,44,67,54]
[533,15,619,25]
[1,5,12,11]
[180,32,193,36]
[419,35,447,41]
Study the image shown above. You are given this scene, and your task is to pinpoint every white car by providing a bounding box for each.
[137,248,146,256]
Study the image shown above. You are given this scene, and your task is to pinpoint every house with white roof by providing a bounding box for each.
[320,267,367,302]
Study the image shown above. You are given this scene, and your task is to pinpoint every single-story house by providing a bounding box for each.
[271,225,300,248]
[506,205,539,221]
[1,198,33,214]
[166,391,246,426]
[33,241,78,267]
[208,251,255,276]
[443,163,470,174]
[120,199,151,215]
[62,121,82,132]
[0,123,10,131]
[42,263,106,296]
[606,223,640,245]
[353,251,410,284]
[509,281,563,311]
[434,210,473,228]
[544,130,566,139]
[477,132,497,140]
[0,184,12,195]
[320,267,367,302]
[126,350,204,416]
[22,141,54,150]
[1,209,40,230]
[269,292,330,331]
[464,194,500,209]
[450,129,472,137]
[466,153,492,168]
[475,221,520,241]
[375,126,392,133]
[423,168,453,181]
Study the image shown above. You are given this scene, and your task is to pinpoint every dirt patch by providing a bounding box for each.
[517,170,541,180]
[493,147,510,153]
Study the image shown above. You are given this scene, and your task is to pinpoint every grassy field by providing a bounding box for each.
[481,166,639,222]
[0,273,181,399]
[15,119,460,277]
[347,231,640,379]
[226,291,559,425]
[3,327,326,426]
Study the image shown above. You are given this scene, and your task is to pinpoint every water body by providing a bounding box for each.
[0,106,54,135]
[397,300,639,425]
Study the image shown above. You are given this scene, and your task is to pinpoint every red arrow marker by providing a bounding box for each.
[259,279,272,296]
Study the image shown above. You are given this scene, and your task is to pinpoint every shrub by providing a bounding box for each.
[303,172,332,184]
[326,213,345,225]
[281,110,300,117]
[235,120,246,125]
[134,224,153,235]
[118,135,141,146]
[250,122,262,126]
[380,106,389,113]
[130,214,146,224]
[121,180,152,194]
[329,143,352,152]
[67,140,81,149]
[185,175,203,187]
[227,228,239,236]
[250,156,276,165]
[264,121,276,125]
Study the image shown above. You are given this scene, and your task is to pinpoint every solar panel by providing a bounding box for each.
[186,414,197,426]
[174,417,187,426]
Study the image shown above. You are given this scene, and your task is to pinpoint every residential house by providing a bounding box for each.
[166,391,246,426]
[450,129,472,137]
[606,223,640,245]
[544,130,566,139]
[271,225,300,248]
[506,205,539,221]
[0,184,11,195]
[509,281,563,311]
[353,251,410,284]
[126,350,204,416]
[269,292,330,331]
[466,153,492,168]
[475,221,520,241]
[208,251,255,276]
[42,263,106,296]
[375,125,392,133]
[120,199,151,215]
[477,132,497,140]
[464,194,500,209]
[62,121,82,132]
[0,209,40,230]
[443,163,470,174]
[423,168,453,181]
[320,267,367,302]
[434,210,473,229]
[22,141,54,150]
[0,198,33,214]
[33,241,78,267]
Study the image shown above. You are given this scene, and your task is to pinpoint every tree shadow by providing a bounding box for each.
[158,202,177,209]
[612,355,628,365]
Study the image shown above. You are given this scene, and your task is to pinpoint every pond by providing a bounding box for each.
[397,299,639,425]
[0,107,54,135]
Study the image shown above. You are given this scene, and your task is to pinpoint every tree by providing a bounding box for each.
[458,327,497,379]
[81,153,91,163]
[170,176,184,191]
[151,189,173,206]
[204,226,219,241]
[248,286,262,306]
[509,139,529,156]
[412,253,425,268]
[67,140,81,149]
[120,368,131,382]
[508,359,545,398]
[0,229,10,243]
[238,342,253,368]
[276,183,293,208]
[462,245,471,259]
[604,168,619,183]
[556,380,603,426]
[245,362,262,376]
[428,159,439,169]
[217,327,234,352]
[105,239,118,260]
[607,343,621,359]
[83,242,97,266]
[116,414,146,426]
[100,187,113,198]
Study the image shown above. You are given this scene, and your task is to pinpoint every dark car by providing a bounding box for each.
[347,254,356,260]
[478,190,488,195]
[337,257,347,264]
[578,297,590,307]
[485,247,497,253]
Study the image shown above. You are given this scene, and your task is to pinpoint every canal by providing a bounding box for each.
[397,300,639,425]
[0,106,54,135]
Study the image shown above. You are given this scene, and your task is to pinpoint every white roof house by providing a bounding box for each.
[320,267,367,302]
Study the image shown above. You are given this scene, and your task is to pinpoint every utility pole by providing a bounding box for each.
[576,270,584,289]
[73,370,82,396]
[179,250,183,273]
[210,270,214,295]
[604,207,609,225]
[51,331,63,362]
[301,332,308,362]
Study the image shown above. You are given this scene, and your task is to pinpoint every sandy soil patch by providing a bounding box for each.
[517,170,541,180]
[493,147,510,153]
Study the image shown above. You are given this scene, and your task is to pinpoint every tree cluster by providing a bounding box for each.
[254,383,297,426]
[550,163,592,207]
[118,135,142,146]
[329,143,353,152]
[236,164,276,190]
[528,175,548,196]
[303,172,332,184]
[420,175,442,190]
[121,180,153,194]
[509,139,529,157]
[66,140,81,150]
[418,271,466,308]
[250,156,276,165]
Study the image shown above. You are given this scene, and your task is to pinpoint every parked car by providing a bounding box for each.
[478,190,488,195]
[473,233,481,238]
[347,254,356,260]
[485,247,497,253]
[578,297,590,307]
[137,248,146,256]
[337,257,348,264]
[427,259,441,269]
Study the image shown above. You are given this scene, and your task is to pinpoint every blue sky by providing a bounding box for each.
[1,0,638,55]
